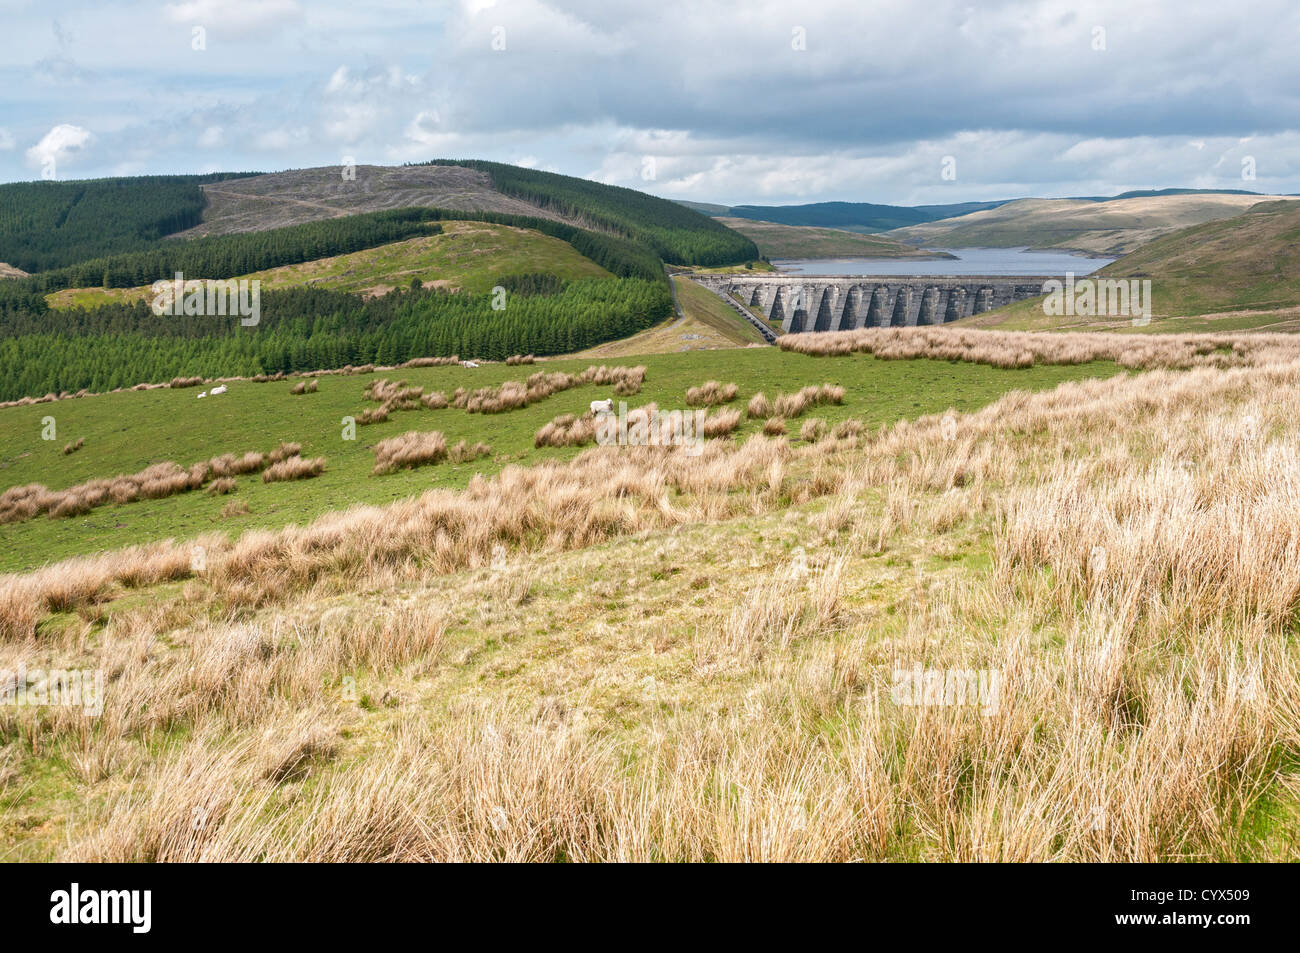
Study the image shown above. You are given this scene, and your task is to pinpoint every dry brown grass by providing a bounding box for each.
[262,456,326,483]
[350,365,647,425]
[702,408,742,438]
[686,380,739,407]
[7,353,1300,861]
[772,384,845,419]
[800,418,827,442]
[0,447,292,525]
[372,430,447,474]
[533,413,597,448]
[779,325,1300,371]
[747,392,773,419]
[290,379,319,395]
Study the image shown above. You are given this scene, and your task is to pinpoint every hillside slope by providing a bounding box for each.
[888,193,1299,255]
[957,200,1300,331]
[1099,199,1300,316]
[45,220,612,309]
[180,161,758,268]
[178,165,565,237]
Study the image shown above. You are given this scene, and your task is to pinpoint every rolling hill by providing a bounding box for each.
[958,199,1300,332]
[177,164,569,236]
[45,220,612,310]
[714,199,1010,232]
[714,217,955,260]
[0,162,769,400]
[887,192,1300,256]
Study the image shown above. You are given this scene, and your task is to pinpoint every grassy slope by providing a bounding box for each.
[0,349,1116,572]
[888,193,1299,256]
[45,221,611,309]
[714,217,953,260]
[960,200,1300,332]
[576,277,765,356]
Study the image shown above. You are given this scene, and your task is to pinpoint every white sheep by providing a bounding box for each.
[196,391,207,399]
[210,384,228,395]
[590,398,614,415]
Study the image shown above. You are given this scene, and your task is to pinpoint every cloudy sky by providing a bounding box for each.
[2,0,1298,205]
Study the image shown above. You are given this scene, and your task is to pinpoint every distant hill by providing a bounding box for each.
[1099,199,1300,316]
[714,200,1011,232]
[886,192,1300,256]
[715,217,954,260]
[1071,187,1268,201]
[958,199,1300,332]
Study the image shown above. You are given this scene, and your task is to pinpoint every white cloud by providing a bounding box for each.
[25,123,93,169]
[163,0,301,34]
[253,126,309,151]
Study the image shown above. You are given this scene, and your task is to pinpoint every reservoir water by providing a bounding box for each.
[772,247,1114,277]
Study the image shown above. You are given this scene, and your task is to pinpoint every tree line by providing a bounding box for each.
[0,173,257,273]
[0,278,672,401]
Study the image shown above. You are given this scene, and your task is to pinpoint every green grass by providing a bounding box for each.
[671,276,767,345]
[44,221,611,309]
[0,349,1120,573]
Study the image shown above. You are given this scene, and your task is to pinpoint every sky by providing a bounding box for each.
[2,0,1298,205]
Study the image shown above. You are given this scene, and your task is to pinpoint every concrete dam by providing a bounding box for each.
[692,274,1051,334]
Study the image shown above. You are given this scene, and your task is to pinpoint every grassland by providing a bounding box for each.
[3,331,1298,862]
[45,221,611,310]
[714,217,953,260]
[0,348,1116,572]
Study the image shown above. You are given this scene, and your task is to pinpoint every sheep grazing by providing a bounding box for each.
[210,385,228,396]
[590,398,614,415]
[197,391,207,399]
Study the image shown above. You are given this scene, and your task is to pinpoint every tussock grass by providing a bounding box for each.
[372,431,444,474]
[685,380,739,407]
[702,408,742,438]
[0,446,298,524]
[262,456,326,483]
[780,325,1300,371]
[9,346,1300,862]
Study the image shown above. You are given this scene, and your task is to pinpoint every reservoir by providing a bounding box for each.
[772,247,1115,277]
